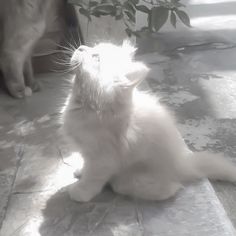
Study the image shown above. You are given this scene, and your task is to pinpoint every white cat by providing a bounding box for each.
[63,41,236,202]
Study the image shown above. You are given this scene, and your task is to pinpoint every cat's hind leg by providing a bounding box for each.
[111,173,182,201]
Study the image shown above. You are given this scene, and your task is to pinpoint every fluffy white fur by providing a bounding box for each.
[63,41,236,202]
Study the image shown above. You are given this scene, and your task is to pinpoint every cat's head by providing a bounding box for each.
[70,41,149,111]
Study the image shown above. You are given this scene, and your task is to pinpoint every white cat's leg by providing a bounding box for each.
[69,180,102,202]
[69,159,117,202]
[151,182,183,201]
[24,58,40,92]
[0,51,27,98]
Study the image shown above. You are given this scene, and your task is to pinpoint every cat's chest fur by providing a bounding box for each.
[63,103,123,155]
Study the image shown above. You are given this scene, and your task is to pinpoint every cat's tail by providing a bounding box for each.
[181,152,236,183]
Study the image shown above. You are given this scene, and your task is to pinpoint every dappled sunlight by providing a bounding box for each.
[20,216,44,236]
[191,15,236,30]
[59,75,75,114]
[4,152,84,235]
[60,93,71,114]
[199,70,236,119]
[48,151,84,190]
[111,223,140,236]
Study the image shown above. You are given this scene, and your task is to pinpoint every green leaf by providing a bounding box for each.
[124,10,136,23]
[101,0,111,4]
[135,5,150,14]
[89,1,98,7]
[91,11,101,17]
[151,7,169,32]
[125,28,132,37]
[124,1,136,15]
[171,0,185,6]
[93,4,116,15]
[79,8,91,21]
[175,10,191,27]
[68,0,87,8]
[125,28,140,37]
[115,13,123,20]
[170,11,177,28]
[130,0,139,4]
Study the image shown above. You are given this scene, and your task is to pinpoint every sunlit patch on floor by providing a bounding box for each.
[111,223,141,236]
[59,75,75,114]
[46,151,84,191]
[191,15,236,30]
[19,216,44,236]
[190,0,236,5]
[36,115,51,124]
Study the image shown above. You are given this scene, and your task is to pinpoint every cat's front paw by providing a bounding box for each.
[7,82,28,98]
[68,182,94,202]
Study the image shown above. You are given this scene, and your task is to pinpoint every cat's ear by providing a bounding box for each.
[124,62,150,88]
[122,40,137,56]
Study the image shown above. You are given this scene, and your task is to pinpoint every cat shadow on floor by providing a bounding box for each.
[39,185,177,236]
[39,186,119,236]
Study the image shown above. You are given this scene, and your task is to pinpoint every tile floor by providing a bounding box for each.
[1,0,236,235]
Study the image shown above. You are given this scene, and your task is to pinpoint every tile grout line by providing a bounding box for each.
[0,139,26,232]
[209,180,236,234]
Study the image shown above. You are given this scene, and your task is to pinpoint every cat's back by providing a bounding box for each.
[132,90,172,126]
[130,90,181,148]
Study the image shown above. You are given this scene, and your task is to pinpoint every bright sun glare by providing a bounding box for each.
[191,15,236,30]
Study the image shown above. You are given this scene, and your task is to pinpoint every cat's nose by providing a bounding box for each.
[78,45,89,52]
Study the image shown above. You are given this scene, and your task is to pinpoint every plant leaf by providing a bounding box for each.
[125,28,140,37]
[89,1,98,7]
[171,0,185,7]
[68,0,87,8]
[93,4,116,15]
[135,5,150,14]
[151,7,169,32]
[101,0,112,4]
[130,0,139,4]
[79,8,91,21]
[175,10,191,27]
[170,11,177,28]
[115,13,123,20]
[124,1,136,15]
[124,10,136,23]
[125,28,132,37]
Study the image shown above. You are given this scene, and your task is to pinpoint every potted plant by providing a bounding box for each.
[68,0,191,45]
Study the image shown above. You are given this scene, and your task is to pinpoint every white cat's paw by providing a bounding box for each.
[24,87,32,97]
[68,182,94,202]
